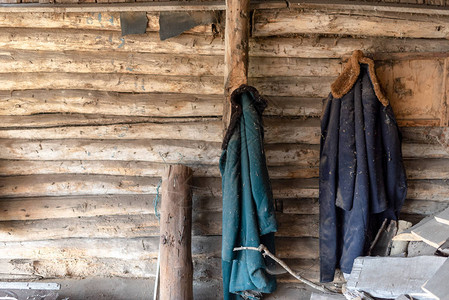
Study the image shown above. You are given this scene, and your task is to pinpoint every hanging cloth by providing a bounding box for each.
[319,50,407,282]
[220,85,278,300]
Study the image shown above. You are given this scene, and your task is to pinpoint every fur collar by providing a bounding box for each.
[331,50,389,107]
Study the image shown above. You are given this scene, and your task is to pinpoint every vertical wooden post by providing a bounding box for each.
[159,165,193,300]
[223,0,251,131]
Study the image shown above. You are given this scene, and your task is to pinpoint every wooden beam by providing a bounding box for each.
[1,0,449,15]
[159,165,193,300]
[223,0,250,131]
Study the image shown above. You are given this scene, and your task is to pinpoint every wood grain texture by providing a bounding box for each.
[254,9,449,39]
[2,28,449,58]
[159,165,193,300]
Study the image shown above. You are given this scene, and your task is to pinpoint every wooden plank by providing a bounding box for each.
[435,206,449,225]
[411,217,449,248]
[0,90,223,117]
[0,73,222,94]
[346,256,447,298]
[254,9,449,39]
[421,258,449,300]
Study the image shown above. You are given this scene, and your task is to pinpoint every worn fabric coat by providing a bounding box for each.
[319,51,407,282]
[220,85,278,300]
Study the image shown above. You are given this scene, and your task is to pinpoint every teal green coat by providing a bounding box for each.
[220,85,278,300]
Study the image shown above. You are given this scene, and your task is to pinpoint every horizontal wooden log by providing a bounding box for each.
[3,28,449,58]
[0,212,318,241]
[0,174,446,201]
[254,9,449,39]
[405,159,449,179]
[280,198,449,216]
[0,195,155,220]
[0,51,223,76]
[0,257,157,279]
[0,117,321,144]
[0,90,323,117]
[0,160,221,177]
[0,140,320,166]
[0,214,160,242]
[0,90,223,117]
[193,212,319,238]
[0,159,320,179]
[0,118,223,142]
[0,12,211,33]
[0,236,318,260]
[0,139,222,164]
[0,73,223,94]
[0,50,342,78]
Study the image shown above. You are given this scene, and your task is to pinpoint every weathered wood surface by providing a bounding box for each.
[421,258,449,300]
[223,0,250,129]
[435,206,449,225]
[0,90,323,117]
[411,217,449,248]
[0,212,318,240]
[2,28,449,58]
[159,165,193,300]
[0,73,223,94]
[0,236,318,260]
[0,90,223,117]
[0,51,224,76]
[0,12,211,33]
[0,195,154,221]
[0,51,341,78]
[254,9,449,39]
[346,256,447,298]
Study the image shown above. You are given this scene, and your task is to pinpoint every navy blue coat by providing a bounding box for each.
[319,58,407,282]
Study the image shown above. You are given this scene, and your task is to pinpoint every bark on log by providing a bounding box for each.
[159,165,193,300]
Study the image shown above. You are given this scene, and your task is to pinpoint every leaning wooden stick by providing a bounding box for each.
[233,244,339,295]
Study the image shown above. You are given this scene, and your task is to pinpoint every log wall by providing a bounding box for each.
[0,5,448,299]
